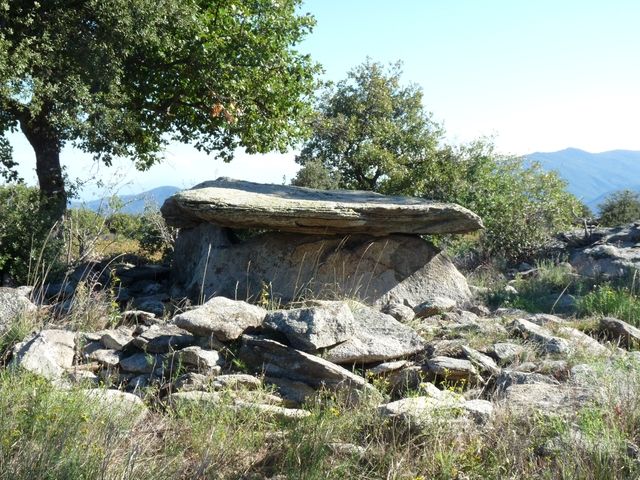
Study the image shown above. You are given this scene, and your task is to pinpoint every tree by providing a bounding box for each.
[0,0,319,217]
[598,189,640,226]
[294,60,583,262]
[293,59,443,192]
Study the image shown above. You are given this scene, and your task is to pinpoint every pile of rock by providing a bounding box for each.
[161,178,483,308]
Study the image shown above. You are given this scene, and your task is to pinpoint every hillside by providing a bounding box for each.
[70,186,180,214]
[526,148,640,212]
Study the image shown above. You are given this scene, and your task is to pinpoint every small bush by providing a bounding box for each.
[0,184,64,285]
[598,189,640,227]
[577,282,640,327]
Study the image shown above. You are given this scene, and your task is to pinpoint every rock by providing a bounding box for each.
[239,335,372,396]
[462,399,493,424]
[323,303,425,364]
[101,327,134,351]
[161,177,483,235]
[501,383,591,413]
[414,296,457,318]
[119,352,164,374]
[469,304,491,317]
[461,346,500,376]
[599,317,640,348]
[263,301,355,351]
[511,318,570,354]
[131,295,167,317]
[67,370,99,384]
[120,310,159,326]
[233,401,311,421]
[387,366,424,393]
[494,370,559,393]
[425,356,480,384]
[377,388,464,430]
[173,372,210,392]
[367,360,411,376]
[87,348,123,367]
[171,225,472,309]
[265,377,317,406]
[212,374,262,390]
[504,285,518,295]
[425,339,465,358]
[132,324,195,353]
[79,389,147,417]
[490,342,525,364]
[381,303,415,323]
[0,287,36,333]
[11,329,75,383]
[172,296,266,342]
[174,346,223,371]
[170,391,222,407]
[127,375,151,391]
[557,326,610,356]
[326,443,367,457]
[527,313,566,326]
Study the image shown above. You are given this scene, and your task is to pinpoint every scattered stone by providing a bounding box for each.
[387,366,424,393]
[11,329,75,383]
[461,346,500,376]
[381,303,415,323]
[263,301,355,351]
[426,339,465,358]
[173,296,266,341]
[170,391,222,407]
[101,327,134,351]
[79,389,147,417]
[425,356,480,384]
[265,377,317,406]
[174,346,223,371]
[161,177,484,235]
[504,285,518,295]
[462,399,493,424]
[414,296,457,318]
[132,295,167,317]
[127,374,151,391]
[239,335,373,395]
[212,374,262,390]
[0,287,36,333]
[377,388,464,430]
[67,370,99,384]
[132,324,195,353]
[501,383,591,413]
[87,348,123,367]
[495,370,559,393]
[323,303,425,364]
[599,317,640,348]
[326,443,367,457]
[527,313,566,326]
[557,326,610,356]
[513,362,537,372]
[233,401,311,421]
[173,372,209,392]
[367,360,411,377]
[469,304,491,317]
[511,318,570,354]
[121,310,159,326]
[490,342,525,364]
[119,352,164,374]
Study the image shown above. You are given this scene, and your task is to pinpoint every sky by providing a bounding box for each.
[6,0,640,199]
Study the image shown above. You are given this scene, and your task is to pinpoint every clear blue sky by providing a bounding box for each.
[8,0,640,198]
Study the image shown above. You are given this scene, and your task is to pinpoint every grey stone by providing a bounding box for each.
[599,317,640,348]
[119,353,164,373]
[381,303,415,323]
[171,225,472,309]
[87,348,123,367]
[79,389,147,416]
[425,356,480,384]
[495,370,559,393]
[511,318,570,354]
[414,296,457,318]
[212,374,262,390]
[233,401,311,420]
[11,329,75,383]
[264,377,317,406]
[132,324,195,353]
[239,335,373,395]
[132,295,166,317]
[174,346,223,371]
[501,383,591,413]
[491,342,525,364]
[173,296,266,342]
[169,391,222,407]
[161,177,483,235]
[263,301,355,351]
[462,399,494,424]
[0,287,36,333]
[101,327,134,351]
[323,303,425,364]
[367,360,411,376]
[173,372,210,392]
[461,346,500,376]
[120,310,159,326]
[557,326,610,356]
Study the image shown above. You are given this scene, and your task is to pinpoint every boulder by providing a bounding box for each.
[132,324,195,353]
[101,327,134,351]
[323,303,425,364]
[599,317,640,348]
[501,383,591,413]
[171,225,472,308]
[119,352,164,374]
[511,318,570,354]
[263,301,355,351]
[0,287,37,333]
[161,177,483,235]
[174,346,223,371]
[173,296,266,342]
[425,356,481,384]
[11,329,76,383]
[239,335,373,395]
[490,342,526,364]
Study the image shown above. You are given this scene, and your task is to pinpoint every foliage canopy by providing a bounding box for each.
[598,189,640,227]
[294,60,583,262]
[0,0,319,212]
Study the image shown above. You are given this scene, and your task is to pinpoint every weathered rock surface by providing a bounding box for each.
[461,346,500,376]
[599,317,640,348]
[119,352,163,374]
[557,326,610,356]
[239,335,372,395]
[490,342,526,364]
[132,324,195,353]
[501,383,591,413]
[80,389,148,418]
[101,327,134,351]
[161,177,483,235]
[425,356,480,383]
[173,296,266,341]
[263,301,355,351]
[174,346,223,371]
[0,287,36,333]
[511,318,570,354]
[172,225,473,308]
[323,303,426,364]
[11,329,75,382]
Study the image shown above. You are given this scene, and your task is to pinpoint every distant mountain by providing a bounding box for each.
[526,148,640,212]
[70,185,180,215]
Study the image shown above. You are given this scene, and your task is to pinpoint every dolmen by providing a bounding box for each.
[161,177,483,309]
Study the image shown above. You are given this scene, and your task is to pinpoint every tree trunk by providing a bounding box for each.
[19,115,67,221]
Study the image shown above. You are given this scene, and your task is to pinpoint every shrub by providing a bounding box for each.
[598,189,640,227]
[0,184,64,285]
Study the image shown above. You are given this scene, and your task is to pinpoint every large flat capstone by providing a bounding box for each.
[161,177,483,235]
